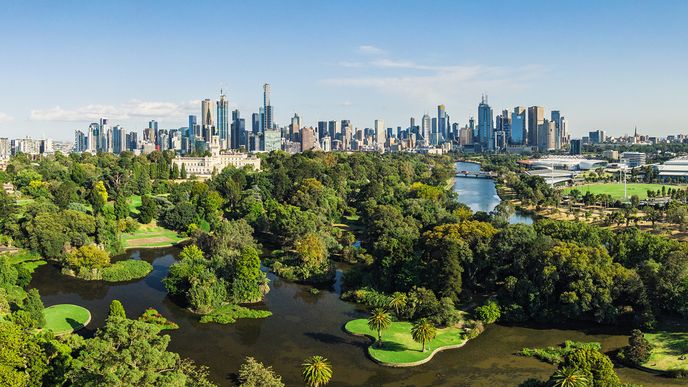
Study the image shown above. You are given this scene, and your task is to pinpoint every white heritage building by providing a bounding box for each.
[171,152,261,177]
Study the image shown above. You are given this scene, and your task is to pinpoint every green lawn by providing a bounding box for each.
[121,222,185,249]
[345,319,465,365]
[128,195,143,214]
[127,194,169,215]
[563,183,674,200]
[42,304,91,335]
[644,331,688,371]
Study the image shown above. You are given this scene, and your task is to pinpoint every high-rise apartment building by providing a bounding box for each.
[421,114,431,146]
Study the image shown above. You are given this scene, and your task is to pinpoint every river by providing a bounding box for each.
[30,164,681,386]
[454,161,533,224]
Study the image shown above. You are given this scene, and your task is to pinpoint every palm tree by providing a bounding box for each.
[367,308,392,347]
[302,355,332,387]
[411,318,437,352]
[550,367,588,387]
[388,292,406,319]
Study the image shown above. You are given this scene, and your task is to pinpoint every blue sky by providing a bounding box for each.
[0,0,686,140]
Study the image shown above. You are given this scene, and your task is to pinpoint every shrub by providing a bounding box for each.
[199,304,272,324]
[138,308,179,330]
[341,288,392,309]
[619,329,652,365]
[520,341,602,365]
[464,320,485,339]
[475,300,501,324]
[101,260,153,282]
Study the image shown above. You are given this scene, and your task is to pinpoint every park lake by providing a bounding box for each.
[28,162,683,386]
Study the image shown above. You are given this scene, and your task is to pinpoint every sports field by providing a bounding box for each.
[563,183,674,200]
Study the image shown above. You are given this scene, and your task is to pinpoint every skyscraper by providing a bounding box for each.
[478,95,494,150]
[437,104,447,143]
[201,99,214,142]
[550,110,561,149]
[231,109,241,149]
[421,114,431,146]
[201,99,214,128]
[262,83,273,132]
[374,119,385,150]
[188,115,198,138]
[112,125,126,154]
[217,90,229,148]
[538,119,556,151]
[511,107,526,145]
[527,106,544,146]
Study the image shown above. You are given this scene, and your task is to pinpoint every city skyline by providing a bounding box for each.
[1,1,687,139]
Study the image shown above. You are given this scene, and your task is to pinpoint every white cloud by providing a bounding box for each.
[30,100,203,122]
[358,44,386,55]
[325,48,545,104]
[337,61,365,68]
[0,112,13,123]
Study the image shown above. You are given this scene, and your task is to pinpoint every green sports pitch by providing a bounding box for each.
[563,183,677,200]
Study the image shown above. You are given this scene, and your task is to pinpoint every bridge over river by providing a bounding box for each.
[455,170,497,179]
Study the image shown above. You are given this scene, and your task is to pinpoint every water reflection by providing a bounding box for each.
[454,161,533,225]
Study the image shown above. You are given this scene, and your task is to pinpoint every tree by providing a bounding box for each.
[559,348,620,387]
[90,181,108,214]
[620,329,652,365]
[180,163,187,179]
[367,308,392,347]
[69,316,214,386]
[238,357,284,387]
[294,232,330,279]
[65,244,110,270]
[230,247,266,303]
[388,292,407,319]
[139,195,157,224]
[24,288,45,328]
[550,367,588,387]
[108,300,126,321]
[411,318,436,352]
[301,355,332,387]
[113,194,129,220]
[475,301,501,324]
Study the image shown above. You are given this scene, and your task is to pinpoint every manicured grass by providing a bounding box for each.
[121,222,185,249]
[101,259,153,282]
[42,304,91,335]
[127,194,169,215]
[563,183,675,200]
[199,304,272,324]
[644,331,688,371]
[345,319,465,365]
[128,195,143,214]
